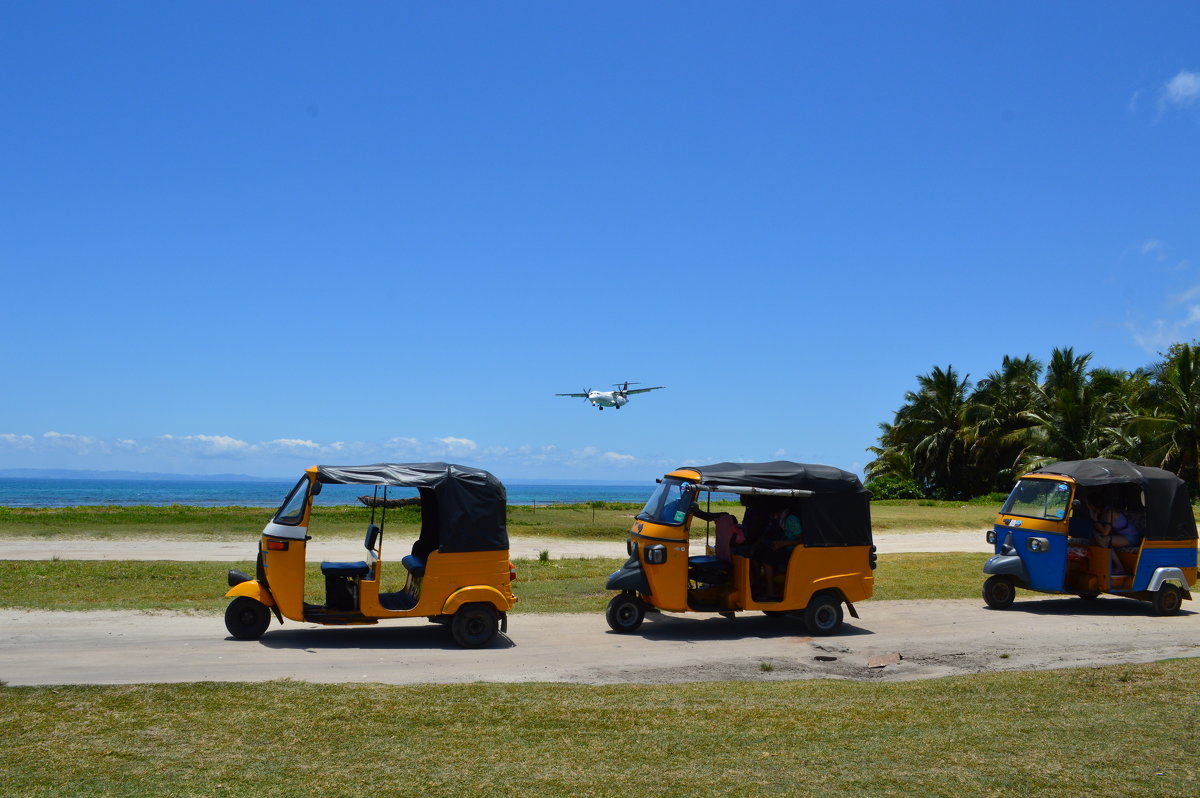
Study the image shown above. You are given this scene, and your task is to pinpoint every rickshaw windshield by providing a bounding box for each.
[273,477,311,526]
[636,479,695,526]
[1001,479,1072,521]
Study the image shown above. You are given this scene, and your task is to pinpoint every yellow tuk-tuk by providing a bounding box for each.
[223,462,516,648]
[606,461,876,635]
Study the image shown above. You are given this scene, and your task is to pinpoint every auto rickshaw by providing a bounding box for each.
[983,458,1197,615]
[605,461,876,635]
[223,462,517,648]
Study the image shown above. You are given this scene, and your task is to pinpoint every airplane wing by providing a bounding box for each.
[556,392,589,398]
[624,386,665,395]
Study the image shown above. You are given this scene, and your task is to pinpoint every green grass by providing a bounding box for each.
[0,500,998,542]
[1,660,1197,797]
[0,553,988,613]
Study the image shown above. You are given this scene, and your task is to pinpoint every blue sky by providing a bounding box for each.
[3,2,1200,482]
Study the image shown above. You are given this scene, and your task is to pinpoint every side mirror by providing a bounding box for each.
[311,481,323,496]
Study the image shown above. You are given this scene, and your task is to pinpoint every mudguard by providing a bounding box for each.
[983,554,1029,585]
[224,579,276,607]
[606,554,650,594]
[1147,567,1193,599]
[442,585,511,615]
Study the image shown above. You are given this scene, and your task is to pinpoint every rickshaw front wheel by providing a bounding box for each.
[1151,584,1184,616]
[451,603,499,648]
[982,575,1017,609]
[606,592,645,633]
[803,594,844,635]
[225,597,271,640]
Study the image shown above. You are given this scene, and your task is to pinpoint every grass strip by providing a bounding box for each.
[0,553,989,614]
[1,660,1197,797]
[0,500,998,541]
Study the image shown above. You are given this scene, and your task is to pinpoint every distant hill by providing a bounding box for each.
[0,468,282,482]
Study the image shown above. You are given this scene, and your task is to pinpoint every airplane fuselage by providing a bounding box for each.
[588,391,628,409]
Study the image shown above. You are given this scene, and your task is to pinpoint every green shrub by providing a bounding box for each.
[865,475,925,500]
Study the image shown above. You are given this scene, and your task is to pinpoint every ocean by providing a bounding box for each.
[0,477,663,508]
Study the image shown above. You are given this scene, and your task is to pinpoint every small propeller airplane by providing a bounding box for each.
[556,381,666,410]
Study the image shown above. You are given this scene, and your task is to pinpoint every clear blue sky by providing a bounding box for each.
[3,2,1200,481]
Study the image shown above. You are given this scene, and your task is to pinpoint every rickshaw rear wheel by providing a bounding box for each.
[982,575,1017,609]
[606,592,645,633]
[451,603,499,648]
[1151,584,1184,616]
[803,594,844,635]
[225,597,271,640]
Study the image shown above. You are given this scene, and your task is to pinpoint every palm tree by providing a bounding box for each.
[892,365,972,498]
[1016,348,1129,472]
[962,355,1041,492]
[1133,342,1200,489]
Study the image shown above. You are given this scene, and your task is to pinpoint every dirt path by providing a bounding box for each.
[0,530,991,561]
[1,597,1194,687]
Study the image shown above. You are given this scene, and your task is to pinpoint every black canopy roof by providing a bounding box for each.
[1030,458,1197,542]
[315,463,508,552]
[684,461,873,547]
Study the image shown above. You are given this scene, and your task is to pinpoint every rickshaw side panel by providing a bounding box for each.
[632,524,691,612]
[357,550,517,617]
[260,535,309,621]
[1131,540,1198,592]
[779,545,874,608]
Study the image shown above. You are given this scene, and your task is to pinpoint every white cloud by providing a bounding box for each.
[266,438,322,450]
[41,431,104,454]
[1163,70,1200,107]
[1127,307,1200,353]
[602,451,636,463]
[162,434,253,457]
[435,436,478,455]
[1168,283,1200,306]
[0,433,35,448]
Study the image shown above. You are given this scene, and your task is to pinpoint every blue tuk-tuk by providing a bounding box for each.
[982,458,1197,615]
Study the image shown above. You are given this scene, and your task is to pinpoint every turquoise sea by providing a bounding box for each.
[0,477,661,508]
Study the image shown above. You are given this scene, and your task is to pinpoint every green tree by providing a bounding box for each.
[1133,342,1200,490]
[1015,348,1130,472]
[891,365,972,498]
[962,354,1041,492]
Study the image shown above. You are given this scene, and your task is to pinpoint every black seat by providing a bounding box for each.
[320,560,370,578]
[688,555,731,585]
[319,524,382,579]
[401,554,426,578]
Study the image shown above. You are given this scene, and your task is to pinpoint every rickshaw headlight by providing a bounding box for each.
[1027,537,1049,553]
[644,544,667,564]
[986,530,997,545]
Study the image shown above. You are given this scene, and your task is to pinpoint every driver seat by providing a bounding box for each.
[320,524,381,580]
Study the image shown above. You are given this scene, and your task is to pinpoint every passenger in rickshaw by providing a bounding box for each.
[752,503,804,600]
[691,504,741,561]
[1085,491,1141,574]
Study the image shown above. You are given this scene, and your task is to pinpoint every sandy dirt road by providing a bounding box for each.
[2,597,1195,687]
[0,529,991,561]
